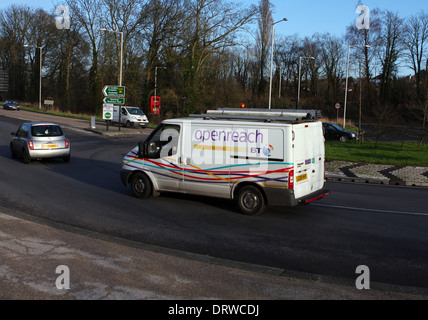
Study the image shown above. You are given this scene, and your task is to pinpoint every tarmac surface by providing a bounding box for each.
[1,109,428,300]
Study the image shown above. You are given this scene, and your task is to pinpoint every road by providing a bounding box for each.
[1,110,428,294]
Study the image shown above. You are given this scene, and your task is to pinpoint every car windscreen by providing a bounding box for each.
[31,125,64,137]
[329,123,345,132]
[126,108,144,115]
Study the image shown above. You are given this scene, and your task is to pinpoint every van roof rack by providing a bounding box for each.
[189,108,321,122]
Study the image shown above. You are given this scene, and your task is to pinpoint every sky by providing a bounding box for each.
[253,0,426,39]
[0,0,426,39]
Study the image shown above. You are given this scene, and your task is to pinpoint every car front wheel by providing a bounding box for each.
[131,172,152,199]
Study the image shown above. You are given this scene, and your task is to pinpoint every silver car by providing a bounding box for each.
[10,122,71,164]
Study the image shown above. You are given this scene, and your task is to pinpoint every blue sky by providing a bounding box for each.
[256,0,426,38]
[0,0,426,39]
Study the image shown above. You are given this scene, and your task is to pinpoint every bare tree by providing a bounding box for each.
[66,0,106,114]
[0,5,34,100]
[345,4,382,82]
[319,33,345,109]
[403,12,428,99]
[254,0,272,97]
[141,0,185,107]
[180,0,257,112]
[378,10,404,103]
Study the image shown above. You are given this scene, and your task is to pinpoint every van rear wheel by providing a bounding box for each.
[131,172,152,199]
[236,185,266,216]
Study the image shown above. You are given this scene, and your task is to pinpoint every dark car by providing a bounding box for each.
[3,101,20,110]
[322,122,356,142]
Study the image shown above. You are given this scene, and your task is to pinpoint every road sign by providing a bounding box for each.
[335,103,341,110]
[103,97,125,105]
[103,85,125,97]
[103,104,114,120]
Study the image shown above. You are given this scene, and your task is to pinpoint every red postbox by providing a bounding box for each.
[150,96,161,114]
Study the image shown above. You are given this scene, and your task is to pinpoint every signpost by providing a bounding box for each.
[335,103,341,124]
[103,85,125,131]
[103,104,114,131]
[102,85,125,97]
[103,97,125,105]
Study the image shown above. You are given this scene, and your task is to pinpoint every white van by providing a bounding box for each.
[120,109,330,215]
[112,106,149,128]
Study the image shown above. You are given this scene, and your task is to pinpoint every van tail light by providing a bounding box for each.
[28,141,34,150]
[65,140,69,148]
[288,169,294,190]
[324,157,326,180]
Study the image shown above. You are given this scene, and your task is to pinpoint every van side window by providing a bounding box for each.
[146,124,180,158]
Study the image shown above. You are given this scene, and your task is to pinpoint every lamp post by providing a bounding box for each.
[344,44,370,128]
[268,18,288,109]
[297,56,315,108]
[100,28,123,86]
[23,44,42,110]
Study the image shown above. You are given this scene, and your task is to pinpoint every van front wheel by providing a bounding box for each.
[131,173,152,199]
[236,185,266,216]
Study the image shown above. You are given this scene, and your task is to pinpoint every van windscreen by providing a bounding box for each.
[126,108,144,115]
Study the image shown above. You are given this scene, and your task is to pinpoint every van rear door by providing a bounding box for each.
[292,122,325,199]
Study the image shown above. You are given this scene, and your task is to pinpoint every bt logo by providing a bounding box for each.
[251,145,274,157]
[262,145,274,157]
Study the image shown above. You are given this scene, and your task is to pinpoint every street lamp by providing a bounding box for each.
[23,44,42,110]
[268,18,288,109]
[344,44,371,128]
[297,56,315,108]
[100,28,124,86]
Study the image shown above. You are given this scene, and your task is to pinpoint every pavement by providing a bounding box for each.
[1,108,428,300]
[326,161,428,188]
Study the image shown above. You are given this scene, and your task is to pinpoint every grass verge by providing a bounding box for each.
[325,140,428,167]
[18,105,158,128]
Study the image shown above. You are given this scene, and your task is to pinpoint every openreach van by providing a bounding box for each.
[120,109,330,215]
[112,106,149,128]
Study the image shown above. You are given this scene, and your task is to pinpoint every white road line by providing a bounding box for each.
[313,203,428,217]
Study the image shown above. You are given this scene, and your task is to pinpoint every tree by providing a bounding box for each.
[179,0,257,112]
[378,10,404,104]
[141,0,185,111]
[254,0,272,98]
[0,5,33,100]
[403,12,428,99]
[67,0,106,114]
[319,33,345,112]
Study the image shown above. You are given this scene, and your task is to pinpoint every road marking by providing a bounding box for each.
[313,203,428,217]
